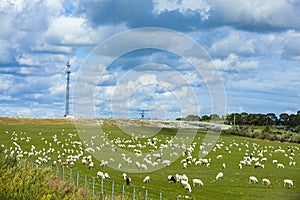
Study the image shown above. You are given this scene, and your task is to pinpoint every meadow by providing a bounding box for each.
[0,117,299,200]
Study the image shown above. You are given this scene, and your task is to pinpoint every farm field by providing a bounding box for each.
[0,117,299,200]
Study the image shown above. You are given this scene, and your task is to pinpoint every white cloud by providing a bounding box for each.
[210,0,300,30]
[46,15,128,46]
[214,54,259,71]
[209,31,255,57]
[153,0,211,20]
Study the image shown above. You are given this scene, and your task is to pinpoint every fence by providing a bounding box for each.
[22,160,182,200]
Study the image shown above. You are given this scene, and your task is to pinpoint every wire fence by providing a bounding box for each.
[21,160,181,200]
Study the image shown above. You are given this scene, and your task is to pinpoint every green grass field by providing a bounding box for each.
[0,118,299,200]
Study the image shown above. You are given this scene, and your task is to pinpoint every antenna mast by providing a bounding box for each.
[64,61,71,117]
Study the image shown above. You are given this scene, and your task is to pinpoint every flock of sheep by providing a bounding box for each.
[1,127,298,196]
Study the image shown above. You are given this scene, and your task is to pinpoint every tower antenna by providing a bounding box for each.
[64,61,71,118]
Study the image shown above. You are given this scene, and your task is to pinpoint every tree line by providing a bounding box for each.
[178,110,300,131]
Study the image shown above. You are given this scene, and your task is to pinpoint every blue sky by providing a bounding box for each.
[0,0,299,119]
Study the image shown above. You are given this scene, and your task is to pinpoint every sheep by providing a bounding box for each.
[277,163,285,168]
[104,172,110,179]
[222,163,226,169]
[141,164,148,170]
[249,176,259,184]
[88,162,94,169]
[192,178,204,187]
[143,176,150,183]
[97,171,104,179]
[216,172,224,180]
[184,182,192,193]
[122,173,131,185]
[183,162,188,169]
[262,178,271,185]
[182,174,189,182]
[176,174,183,182]
[168,175,176,183]
[239,163,243,169]
[217,154,223,159]
[283,179,294,188]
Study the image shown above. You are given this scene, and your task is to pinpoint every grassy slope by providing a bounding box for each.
[0,118,299,200]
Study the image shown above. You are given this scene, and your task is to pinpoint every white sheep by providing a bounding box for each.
[249,176,258,184]
[168,175,176,183]
[192,178,204,187]
[88,162,94,169]
[143,176,150,183]
[123,173,131,185]
[185,183,192,193]
[104,172,110,179]
[277,163,285,168]
[216,172,224,180]
[283,179,294,188]
[222,163,226,169]
[262,178,271,185]
[97,171,104,179]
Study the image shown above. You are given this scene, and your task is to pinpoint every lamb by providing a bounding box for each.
[262,178,271,185]
[192,178,204,187]
[216,172,224,180]
[283,179,294,188]
[249,176,259,184]
[143,176,150,183]
[168,175,176,183]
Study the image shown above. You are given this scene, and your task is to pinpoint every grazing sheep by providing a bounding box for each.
[277,163,285,168]
[239,163,243,169]
[104,172,110,179]
[143,176,150,183]
[222,163,226,169]
[97,171,104,179]
[182,174,189,182]
[88,162,94,169]
[262,178,271,185]
[283,179,294,188]
[249,176,259,184]
[168,175,176,183]
[216,172,224,180]
[192,179,204,187]
[184,182,192,193]
[217,155,223,159]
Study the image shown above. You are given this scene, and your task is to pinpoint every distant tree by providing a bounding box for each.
[241,112,248,125]
[185,115,201,121]
[266,113,277,126]
[279,113,289,126]
[201,115,211,121]
[210,114,221,121]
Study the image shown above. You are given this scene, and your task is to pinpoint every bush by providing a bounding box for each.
[0,147,98,200]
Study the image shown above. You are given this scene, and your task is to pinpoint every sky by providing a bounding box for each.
[0,0,299,119]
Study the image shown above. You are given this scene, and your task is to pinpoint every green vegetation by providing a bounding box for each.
[0,117,300,199]
[222,126,300,143]
[0,147,97,200]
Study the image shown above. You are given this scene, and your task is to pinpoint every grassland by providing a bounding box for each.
[0,117,299,200]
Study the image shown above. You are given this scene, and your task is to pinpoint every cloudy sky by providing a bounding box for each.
[0,0,299,119]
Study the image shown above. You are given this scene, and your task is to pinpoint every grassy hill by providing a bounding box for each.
[0,117,299,199]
